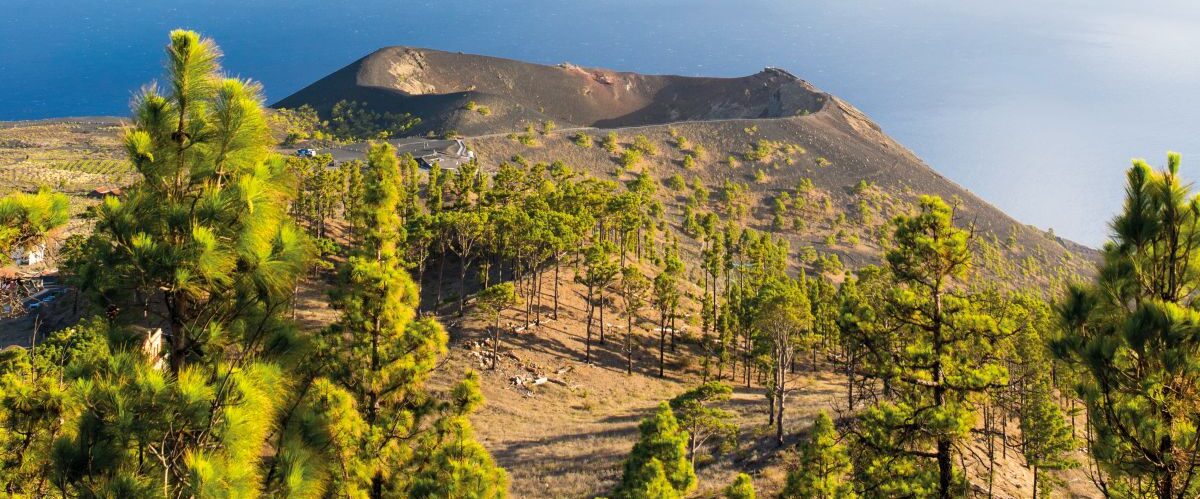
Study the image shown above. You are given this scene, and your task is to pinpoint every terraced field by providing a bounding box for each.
[0,118,135,194]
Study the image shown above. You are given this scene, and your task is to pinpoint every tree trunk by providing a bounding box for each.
[585,291,594,363]
[491,318,500,370]
[553,257,561,319]
[626,312,633,375]
[436,244,446,311]
[775,355,786,446]
[458,256,468,316]
[658,310,667,378]
[599,288,606,344]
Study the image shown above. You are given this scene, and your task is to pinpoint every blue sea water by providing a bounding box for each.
[3,0,1200,246]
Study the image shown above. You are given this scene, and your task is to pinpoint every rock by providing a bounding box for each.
[532,377,549,386]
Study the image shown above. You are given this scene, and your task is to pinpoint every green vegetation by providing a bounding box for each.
[0,187,68,263]
[682,153,697,169]
[573,131,594,147]
[603,131,621,153]
[1054,153,1200,498]
[6,27,1187,499]
[273,99,419,143]
[614,403,696,498]
[724,474,755,499]
[620,148,644,168]
[669,382,737,463]
[783,411,854,498]
[631,134,658,156]
[328,99,421,140]
[0,31,502,498]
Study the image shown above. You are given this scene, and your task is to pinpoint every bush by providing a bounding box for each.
[572,132,593,148]
[603,132,620,153]
[631,134,657,156]
[667,174,686,191]
[619,149,643,168]
[517,134,538,146]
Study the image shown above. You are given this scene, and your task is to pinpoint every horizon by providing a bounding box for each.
[4,0,1200,246]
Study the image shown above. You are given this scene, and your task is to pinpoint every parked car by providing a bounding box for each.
[296,148,318,158]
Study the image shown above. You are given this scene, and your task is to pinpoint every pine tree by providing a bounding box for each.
[1019,375,1076,498]
[1053,153,1200,499]
[851,196,1005,498]
[475,282,519,369]
[319,141,505,497]
[0,188,69,262]
[409,372,509,498]
[652,263,682,377]
[614,402,696,498]
[620,266,651,375]
[723,473,756,499]
[783,411,855,499]
[443,210,489,316]
[55,30,314,496]
[668,381,737,464]
[621,458,682,499]
[753,276,813,445]
[578,244,619,362]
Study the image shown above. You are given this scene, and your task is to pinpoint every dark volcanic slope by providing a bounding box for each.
[273,47,826,136]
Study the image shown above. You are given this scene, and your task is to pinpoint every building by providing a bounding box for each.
[11,244,45,266]
[416,139,474,170]
[131,326,167,371]
[88,186,124,199]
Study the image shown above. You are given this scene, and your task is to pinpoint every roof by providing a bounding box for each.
[90,186,123,197]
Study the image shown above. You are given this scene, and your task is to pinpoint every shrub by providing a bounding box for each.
[797,177,814,194]
[682,154,697,170]
[667,174,686,191]
[603,132,620,153]
[573,132,594,148]
[619,149,643,168]
[632,134,657,156]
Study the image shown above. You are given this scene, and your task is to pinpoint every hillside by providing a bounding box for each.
[2,50,1099,498]
[273,46,826,136]
[275,47,1093,283]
